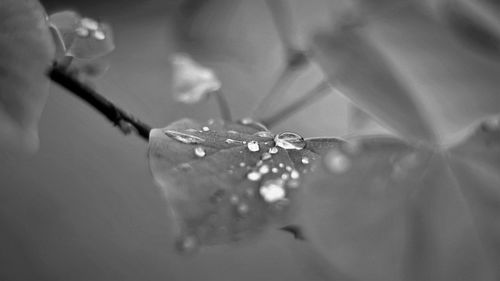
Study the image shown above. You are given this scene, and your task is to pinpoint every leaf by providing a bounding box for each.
[313,4,500,144]
[148,118,343,252]
[299,114,500,281]
[0,0,54,152]
[49,11,115,60]
[312,26,437,144]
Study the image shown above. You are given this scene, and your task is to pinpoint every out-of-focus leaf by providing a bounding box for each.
[49,11,115,60]
[312,27,436,144]
[429,0,500,58]
[148,118,343,252]
[299,114,500,281]
[0,0,54,152]
[315,4,500,144]
[170,53,221,104]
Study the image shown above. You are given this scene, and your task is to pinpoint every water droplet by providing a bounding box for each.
[225,138,243,144]
[286,166,292,172]
[247,141,260,152]
[269,147,279,154]
[80,17,99,31]
[325,150,351,174]
[271,167,279,173]
[164,130,205,144]
[236,203,250,216]
[194,146,206,158]
[274,132,306,150]
[254,131,273,138]
[279,163,285,168]
[290,169,300,179]
[259,165,270,174]
[202,126,210,132]
[247,171,261,181]
[176,236,199,254]
[281,173,290,180]
[239,162,246,167]
[301,157,310,164]
[260,179,286,203]
[261,152,272,160]
[93,30,106,40]
[75,27,89,37]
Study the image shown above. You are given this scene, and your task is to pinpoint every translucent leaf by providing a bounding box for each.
[49,11,115,60]
[312,27,436,144]
[148,118,343,252]
[0,0,55,152]
[299,114,500,281]
[170,53,221,104]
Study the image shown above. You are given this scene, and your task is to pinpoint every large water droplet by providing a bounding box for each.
[247,141,260,152]
[290,169,300,179]
[81,17,99,30]
[164,130,205,144]
[194,146,206,158]
[247,171,261,181]
[176,236,199,254]
[274,132,305,150]
[325,150,351,174]
[93,30,106,40]
[260,179,286,203]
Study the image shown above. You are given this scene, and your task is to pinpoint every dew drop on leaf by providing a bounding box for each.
[80,17,99,31]
[324,150,351,174]
[301,157,310,164]
[290,170,300,180]
[259,179,286,203]
[272,167,279,173]
[247,171,261,181]
[274,132,306,150]
[202,126,210,132]
[281,173,290,180]
[194,146,206,158]
[259,164,270,174]
[261,152,272,160]
[269,147,279,154]
[93,30,106,40]
[247,140,260,152]
[163,129,205,144]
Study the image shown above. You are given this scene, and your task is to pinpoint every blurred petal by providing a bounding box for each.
[171,53,221,103]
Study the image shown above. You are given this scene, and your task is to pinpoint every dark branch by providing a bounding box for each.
[47,65,152,141]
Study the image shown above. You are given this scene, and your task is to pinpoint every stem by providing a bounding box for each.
[212,90,232,121]
[261,81,331,128]
[47,65,152,141]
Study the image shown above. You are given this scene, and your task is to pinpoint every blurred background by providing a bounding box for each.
[1,0,499,280]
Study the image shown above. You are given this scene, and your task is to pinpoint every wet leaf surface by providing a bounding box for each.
[148,118,343,252]
[0,0,54,152]
[299,114,500,281]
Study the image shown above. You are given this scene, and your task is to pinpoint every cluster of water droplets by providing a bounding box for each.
[75,17,107,40]
[162,119,314,253]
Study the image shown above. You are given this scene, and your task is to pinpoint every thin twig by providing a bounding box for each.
[47,65,152,141]
[261,81,331,128]
[212,90,232,121]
